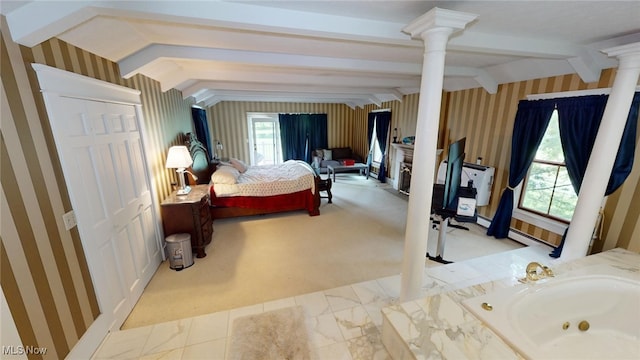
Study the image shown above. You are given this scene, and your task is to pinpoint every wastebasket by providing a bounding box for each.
[165,233,194,271]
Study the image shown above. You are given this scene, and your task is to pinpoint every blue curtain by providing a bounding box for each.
[374,111,391,182]
[279,114,306,161]
[306,114,328,162]
[603,92,640,194]
[486,99,556,238]
[550,92,640,257]
[191,107,213,160]
[555,95,609,193]
[278,113,328,162]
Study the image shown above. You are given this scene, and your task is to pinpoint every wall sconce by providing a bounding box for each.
[165,145,193,195]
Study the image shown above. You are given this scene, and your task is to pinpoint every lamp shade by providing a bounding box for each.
[165,146,193,169]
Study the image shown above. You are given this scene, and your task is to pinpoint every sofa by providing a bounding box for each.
[312,147,364,174]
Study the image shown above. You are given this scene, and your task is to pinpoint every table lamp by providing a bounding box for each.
[166,145,193,195]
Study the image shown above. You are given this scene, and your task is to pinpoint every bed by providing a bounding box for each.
[185,135,321,219]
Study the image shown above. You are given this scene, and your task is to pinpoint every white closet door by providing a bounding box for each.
[46,95,159,329]
[33,64,162,357]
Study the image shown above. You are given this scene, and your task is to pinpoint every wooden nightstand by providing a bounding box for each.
[161,184,212,258]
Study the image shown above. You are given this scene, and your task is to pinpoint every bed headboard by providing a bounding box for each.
[185,133,215,184]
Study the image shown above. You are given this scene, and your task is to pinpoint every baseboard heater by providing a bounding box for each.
[476,215,555,250]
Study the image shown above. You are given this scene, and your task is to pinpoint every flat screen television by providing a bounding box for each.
[441,137,466,210]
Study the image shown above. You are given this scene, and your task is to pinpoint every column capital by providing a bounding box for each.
[602,42,640,69]
[402,7,477,40]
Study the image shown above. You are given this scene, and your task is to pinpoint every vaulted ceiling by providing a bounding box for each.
[2,1,639,108]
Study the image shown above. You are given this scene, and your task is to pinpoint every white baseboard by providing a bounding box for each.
[66,314,109,360]
[476,216,554,251]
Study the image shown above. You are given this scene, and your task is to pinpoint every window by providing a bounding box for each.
[247,113,282,166]
[518,110,577,222]
[371,119,383,164]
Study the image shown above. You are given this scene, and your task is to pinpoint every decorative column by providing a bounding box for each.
[400,8,477,301]
[562,42,640,261]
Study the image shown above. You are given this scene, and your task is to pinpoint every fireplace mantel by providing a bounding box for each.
[391,143,415,152]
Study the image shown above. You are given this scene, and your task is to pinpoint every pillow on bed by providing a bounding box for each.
[230,158,248,173]
[323,149,333,161]
[211,165,240,184]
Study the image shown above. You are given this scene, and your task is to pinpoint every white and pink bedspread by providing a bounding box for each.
[212,160,316,197]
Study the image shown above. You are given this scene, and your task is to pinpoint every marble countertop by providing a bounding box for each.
[381,248,640,360]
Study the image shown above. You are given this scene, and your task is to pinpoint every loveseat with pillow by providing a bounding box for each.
[312,147,364,174]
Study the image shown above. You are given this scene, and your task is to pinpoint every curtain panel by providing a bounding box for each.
[278,113,328,163]
[486,99,556,238]
[555,93,640,195]
[306,114,329,162]
[191,107,213,160]
[550,92,640,257]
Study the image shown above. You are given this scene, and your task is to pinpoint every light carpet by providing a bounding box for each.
[228,305,310,360]
[122,175,522,329]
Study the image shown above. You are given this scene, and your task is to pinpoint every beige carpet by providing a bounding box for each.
[228,306,310,360]
[122,175,522,329]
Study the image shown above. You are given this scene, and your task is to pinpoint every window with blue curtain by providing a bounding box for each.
[367,111,391,182]
[488,92,640,258]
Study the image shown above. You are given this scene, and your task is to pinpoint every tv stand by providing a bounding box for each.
[427,254,452,264]
[427,214,454,264]
[431,217,470,231]
[449,220,470,231]
[428,184,477,263]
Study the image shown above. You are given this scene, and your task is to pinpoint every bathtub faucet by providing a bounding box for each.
[525,262,554,282]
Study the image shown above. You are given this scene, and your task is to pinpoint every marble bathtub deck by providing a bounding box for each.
[92,244,559,359]
[381,248,640,360]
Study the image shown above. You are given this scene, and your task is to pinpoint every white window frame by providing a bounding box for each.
[513,182,569,235]
[247,112,281,166]
[518,109,577,223]
[513,110,570,234]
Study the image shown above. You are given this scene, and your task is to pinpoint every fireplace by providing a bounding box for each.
[399,162,412,195]
[391,143,414,192]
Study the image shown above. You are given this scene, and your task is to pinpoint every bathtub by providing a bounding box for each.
[462,264,640,360]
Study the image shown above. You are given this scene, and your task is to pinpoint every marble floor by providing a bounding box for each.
[92,243,554,359]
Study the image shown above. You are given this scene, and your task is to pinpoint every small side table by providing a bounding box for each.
[161,185,213,258]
